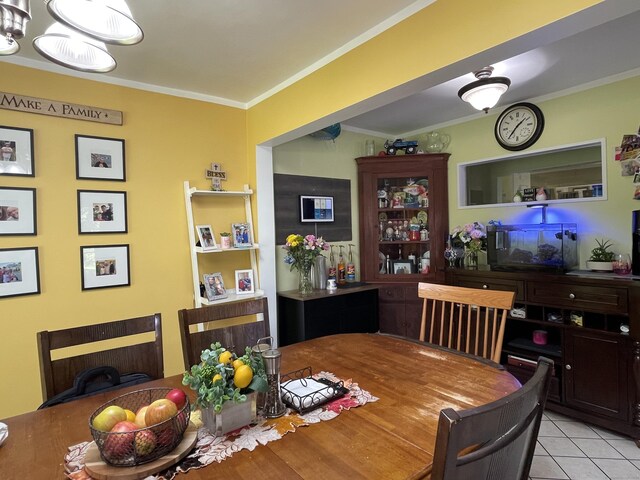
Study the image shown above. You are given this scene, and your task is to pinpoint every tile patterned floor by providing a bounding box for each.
[529,410,640,479]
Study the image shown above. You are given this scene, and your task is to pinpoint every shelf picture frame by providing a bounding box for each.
[77,189,127,234]
[81,244,130,290]
[231,222,252,248]
[235,269,254,295]
[203,272,227,301]
[196,224,217,250]
[75,134,126,181]
[392,259,413,274]
[0,187,36,236]
[0,125,34,177]
[0,247,40,299]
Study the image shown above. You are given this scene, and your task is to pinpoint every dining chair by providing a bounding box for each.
[418,282,515,363]
[37,313,164,402]
[178,297,270,370]
[423,357,554,480]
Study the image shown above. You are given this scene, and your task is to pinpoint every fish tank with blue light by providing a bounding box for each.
[487,223,578,272]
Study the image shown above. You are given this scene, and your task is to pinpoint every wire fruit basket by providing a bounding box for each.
[88,387,190,467]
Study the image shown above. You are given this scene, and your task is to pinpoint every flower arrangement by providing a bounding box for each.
[282,234,329,271]
[182,342,267,412]
[450,222,487,253]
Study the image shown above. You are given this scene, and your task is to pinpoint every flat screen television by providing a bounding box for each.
[300,195,334,223]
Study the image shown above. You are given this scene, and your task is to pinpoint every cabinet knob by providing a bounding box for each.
[565,364,572,370]
[482,284,488,289]
[569,293,575,299]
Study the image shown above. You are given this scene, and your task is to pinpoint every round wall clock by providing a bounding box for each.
[494,102,545,151]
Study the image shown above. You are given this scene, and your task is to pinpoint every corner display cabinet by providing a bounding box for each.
[356,154,449,338]
[447,268,640,443]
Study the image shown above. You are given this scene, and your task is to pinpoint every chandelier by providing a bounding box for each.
[0,0,143,73]
[457,66,511,113]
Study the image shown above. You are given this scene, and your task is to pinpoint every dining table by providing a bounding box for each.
[0,333,521,479]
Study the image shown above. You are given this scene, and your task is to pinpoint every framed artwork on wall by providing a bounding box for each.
[196,224,217,250]
[75,134,126,181]
[0,187,36,235]
[81,244,130,290]
[235,269,254,295]
[0,247,40,298]
[0,125,35,177]
[77,190,127,234]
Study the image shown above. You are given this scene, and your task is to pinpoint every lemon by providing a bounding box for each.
[234,364,253,388]
[124,409,136,423]
[232,359,244,370]
[212,374,223,384]
[218,351,233,364]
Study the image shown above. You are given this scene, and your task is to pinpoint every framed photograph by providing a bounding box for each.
[203,272,227,301]
[392,259,413,274]
[76,135,125,181]
[0,247,40,299]
[0,187,36,235]
[235,269,255,295]
[77,190,127,234]
[81,244,130,290]
[196,224,217,250]
[0,125,34,176]
[231,222,252,248]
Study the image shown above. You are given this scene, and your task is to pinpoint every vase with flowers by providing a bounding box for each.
[283,234,329,294]
[450,222,487,269]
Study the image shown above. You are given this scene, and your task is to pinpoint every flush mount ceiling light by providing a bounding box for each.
[0,0,30,55]
[458,66,511,113]
[33,23,116,73]
[45,0,143,45]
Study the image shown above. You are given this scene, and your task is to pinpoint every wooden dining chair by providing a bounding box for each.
[37,313,164,402]
[418,282,515,363]
[422,357,554,480]
[178,297,270,370]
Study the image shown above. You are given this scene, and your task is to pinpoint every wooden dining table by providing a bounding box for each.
[0,333,521,479]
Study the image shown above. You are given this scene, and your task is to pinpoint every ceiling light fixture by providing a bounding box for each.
[0,0,142,71]
[458,66,511,113]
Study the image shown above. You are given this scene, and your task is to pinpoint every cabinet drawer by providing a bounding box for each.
[454,277,524,301]
[379,286,405,302]
[527,282,628,314]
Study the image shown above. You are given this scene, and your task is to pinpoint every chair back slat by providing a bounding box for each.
[37,313,163,402]
[430,358,553,480]
[418,283,515,363]
[178,297,270,370]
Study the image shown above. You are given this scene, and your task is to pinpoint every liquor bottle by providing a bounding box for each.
[346,244,356,283]
[328,246,337,281]
[337,245,346,285]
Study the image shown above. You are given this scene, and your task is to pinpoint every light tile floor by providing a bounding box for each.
[529,410,640,480]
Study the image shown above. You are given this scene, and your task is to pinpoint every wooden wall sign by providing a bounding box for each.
[0,92,123,125]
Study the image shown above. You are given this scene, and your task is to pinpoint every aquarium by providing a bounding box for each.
[487,223,578,272]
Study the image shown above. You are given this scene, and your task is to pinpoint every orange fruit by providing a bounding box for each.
[232,359,244,370]
[218,351,233,364]
[212,374,223,384]
[234,364,253,388]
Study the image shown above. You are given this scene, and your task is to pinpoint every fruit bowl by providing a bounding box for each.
[89,388,190,467]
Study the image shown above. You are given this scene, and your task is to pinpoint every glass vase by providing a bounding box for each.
[298,263,314,294]
[465,250,479,269]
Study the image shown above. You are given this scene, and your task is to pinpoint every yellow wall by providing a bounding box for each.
[0,63,248,417]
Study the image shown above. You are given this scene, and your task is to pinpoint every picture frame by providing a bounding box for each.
[196,224,217,250]
[0,247,40,299]
[231,222,252,248]
[75,135,125,181]
[77,190,127,234]
[81,244,130,290]
[0,187,36,235]
[235,269,255,295]
[392,259,413,274]
[203,272,227,301]
[0,125,34,176]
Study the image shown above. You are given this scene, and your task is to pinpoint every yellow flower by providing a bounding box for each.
[286,234,297,244]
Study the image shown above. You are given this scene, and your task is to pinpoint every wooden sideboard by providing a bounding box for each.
[446,267,640,441]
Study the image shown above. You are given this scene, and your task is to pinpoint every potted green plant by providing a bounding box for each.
[586,238,615,272]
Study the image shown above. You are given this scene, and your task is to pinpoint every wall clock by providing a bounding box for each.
[494,102,545,151]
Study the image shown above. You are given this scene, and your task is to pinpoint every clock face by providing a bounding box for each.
[495,102,545,151]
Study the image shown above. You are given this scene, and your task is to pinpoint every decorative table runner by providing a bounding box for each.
[65,372,378,480]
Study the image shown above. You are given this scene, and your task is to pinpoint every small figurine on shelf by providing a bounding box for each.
[536,187,548,201]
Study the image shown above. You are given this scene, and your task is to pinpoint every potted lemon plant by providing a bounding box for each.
[182,342,267,436]
[586,238,615,272]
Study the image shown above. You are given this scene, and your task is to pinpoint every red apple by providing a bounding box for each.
[145,399,178,427]
[165,388,187,410]
[135,429,157,456]
[103,421,138,459]
[156,426,177,447]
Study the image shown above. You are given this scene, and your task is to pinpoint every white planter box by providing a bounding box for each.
[586,261,613,272]
[201,392,256,436]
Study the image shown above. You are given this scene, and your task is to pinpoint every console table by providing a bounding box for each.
[277,285,379,346]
